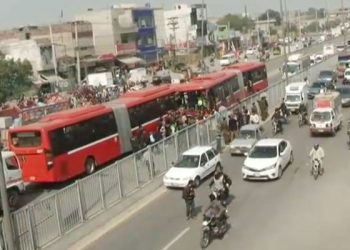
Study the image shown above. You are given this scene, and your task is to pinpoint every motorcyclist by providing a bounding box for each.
[272,108,283,132]
[209,170,232,206]
[279,98,289,118]
[204,193,228,225]
[309,144,325,175]
[299,103,308,124]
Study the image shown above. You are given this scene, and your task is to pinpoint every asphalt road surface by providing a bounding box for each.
[83,50,350,250]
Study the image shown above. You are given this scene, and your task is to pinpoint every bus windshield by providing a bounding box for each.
[10,131,42,148]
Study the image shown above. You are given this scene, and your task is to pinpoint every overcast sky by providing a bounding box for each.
[0,0,347,29]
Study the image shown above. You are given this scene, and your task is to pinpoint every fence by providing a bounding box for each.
[10,54,336,250]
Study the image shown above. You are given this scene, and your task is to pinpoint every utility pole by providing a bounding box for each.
[315,9,319,33]
[280,0,289,84]
[200,0,205,73]
[284,0,291,54]
[267,10,271,43]
[167,16,179,67]
[0,147,16,250]
[298,10,302,39]
[74,21,81,85]
[49,24,58,93]
[341,0,346,46]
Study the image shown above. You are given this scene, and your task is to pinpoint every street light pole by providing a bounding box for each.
[200,0,205,73]
[0,146,16,250]
[280,0,289,84]
[341,0,346,47]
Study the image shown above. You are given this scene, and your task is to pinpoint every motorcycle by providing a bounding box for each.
[273,119,283,135]
[211,188,228,207]
[200,209,229,249]
[298,112,308,127]
[312,159,322,180]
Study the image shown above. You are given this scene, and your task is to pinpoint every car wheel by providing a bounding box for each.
[278,165,283,179]
[8,189,19,208]
[289,151,294,164]
[85,157,96,175]
[194,176,201,187]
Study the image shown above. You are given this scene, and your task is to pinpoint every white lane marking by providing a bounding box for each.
[162,227,190,250]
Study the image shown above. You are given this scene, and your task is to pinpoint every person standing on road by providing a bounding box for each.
[182,180,196,220]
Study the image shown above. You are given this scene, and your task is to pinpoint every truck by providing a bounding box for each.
[309,91,342,136]
[284,82,308,113]
[85,72,114,87]
[282,53,311,79]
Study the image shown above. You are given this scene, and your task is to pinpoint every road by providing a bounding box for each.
[83,53,350,250]
[17,34,344,210]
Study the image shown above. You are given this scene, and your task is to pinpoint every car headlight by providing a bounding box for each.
[262,164,277,171]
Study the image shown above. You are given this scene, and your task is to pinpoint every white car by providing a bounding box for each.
[163,146,221,188]
[219,53,236,66]
[246,47,257,56]
[242,139,293,180]
[323,44,335,57]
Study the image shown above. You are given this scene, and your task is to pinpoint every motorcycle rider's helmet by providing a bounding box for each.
[209,193,216,202]
[313,144,319,150]
[214,170,223,179]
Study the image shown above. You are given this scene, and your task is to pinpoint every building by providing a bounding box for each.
[161,4,208,52]
[77,6,139,59]
[132,7,158,62]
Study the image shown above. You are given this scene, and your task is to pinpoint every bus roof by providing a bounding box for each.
[225,62,265,72]
[111,84,175,108]
[10,104,111,132]
[172,70,237,92]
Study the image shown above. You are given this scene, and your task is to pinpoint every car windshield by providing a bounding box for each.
[319,71,332,77]
[249,146,277,158]
[285,64,299,74]
[311,82,325,88]
[175,155,199,168]
[311,111,331,121]
[238,130,256,139]
[345,71,350,76]
[285,94,301,102]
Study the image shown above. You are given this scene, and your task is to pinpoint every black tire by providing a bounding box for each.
[313,170,318,180]
[8,189,19,208]
[194,176,201,187]
[85,157,96,175]
[200,231,211,249]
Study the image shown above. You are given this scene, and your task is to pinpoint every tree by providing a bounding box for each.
[0,52,33,104]
[258,9,282,26]
[303,21,320,33]
[217,14,255,33]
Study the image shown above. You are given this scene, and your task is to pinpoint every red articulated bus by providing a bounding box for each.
[171,69,245,109]
[8,85,178,183]
[225,62,268,98]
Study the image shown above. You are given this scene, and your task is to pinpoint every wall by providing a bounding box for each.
[0,39,53,72]
[154,8,167,48]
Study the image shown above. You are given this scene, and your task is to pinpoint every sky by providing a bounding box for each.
[0,0,347,29]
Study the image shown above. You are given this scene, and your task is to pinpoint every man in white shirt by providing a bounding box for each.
[249,111,260,124]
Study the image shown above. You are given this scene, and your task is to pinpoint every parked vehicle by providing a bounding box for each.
[309,91,342,136]
[163,146,221,188]
[335,85,350,107]
[0,151,25,209]
[229,124,263,156]
[318,70,337,83]
[242,139,293,180]
[285,82,308,113]
[219,53,236,66]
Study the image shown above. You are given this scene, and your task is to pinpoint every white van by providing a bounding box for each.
[1,151,25,208]
[323,44,335,57]
[219,53,236,66]
[284,82,308,113]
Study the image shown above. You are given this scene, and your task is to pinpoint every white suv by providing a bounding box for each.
[163,146,221,188]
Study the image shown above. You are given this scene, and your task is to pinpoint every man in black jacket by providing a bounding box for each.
[182,180,196,220]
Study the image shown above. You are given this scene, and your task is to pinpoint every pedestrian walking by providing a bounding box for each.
[182,180,196,220]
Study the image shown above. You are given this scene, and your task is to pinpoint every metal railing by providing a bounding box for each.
[10,54,335,250]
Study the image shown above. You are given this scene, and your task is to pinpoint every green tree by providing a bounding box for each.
[217,14,254,32]
[303,21,320,33]
[0,52,33,103]
[258,9,282,26]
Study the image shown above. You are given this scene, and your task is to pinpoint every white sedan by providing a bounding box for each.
[163,146,221,188]
[242,138,293,180]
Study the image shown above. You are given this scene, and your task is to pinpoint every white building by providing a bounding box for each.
[0,39,54,72]
[163,4,198,50]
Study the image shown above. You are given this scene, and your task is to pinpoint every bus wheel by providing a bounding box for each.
[8,189,19,208]
[85,157,96,175]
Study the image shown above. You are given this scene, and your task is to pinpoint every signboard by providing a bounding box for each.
[115,43,138,56]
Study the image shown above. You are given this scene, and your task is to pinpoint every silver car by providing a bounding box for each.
[230,124,263,156]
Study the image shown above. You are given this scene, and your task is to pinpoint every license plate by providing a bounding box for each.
[235,149,241,153]
[254,173,260,177]
[318,129,324,132]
